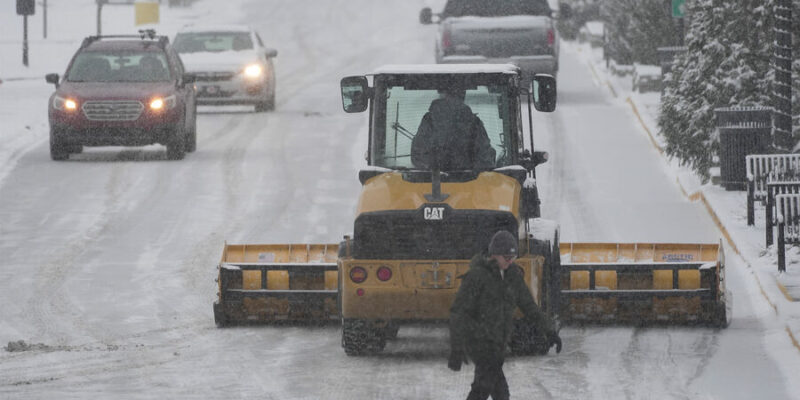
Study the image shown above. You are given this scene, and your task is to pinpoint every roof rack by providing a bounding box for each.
[80,30,169,49]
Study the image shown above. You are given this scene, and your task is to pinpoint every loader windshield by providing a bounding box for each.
[371,74,518,171]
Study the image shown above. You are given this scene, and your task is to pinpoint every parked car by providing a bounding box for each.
[420,0,560,81]
[578,20,604,48]
[45,30,197,161]
[173,25,277,112]
[632,63,662,93]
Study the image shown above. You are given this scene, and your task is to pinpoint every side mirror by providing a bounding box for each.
[521,149,549,170]
[45,73,60,88]
[263,48,278,58]
[419,7,433,24]
[341,75,369,113]
[182,73,196,86]
[532,74,557,112]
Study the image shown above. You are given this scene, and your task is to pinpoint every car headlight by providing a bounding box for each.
[150,95,177,111]
[53,95,78,111]
[243,63,263,79]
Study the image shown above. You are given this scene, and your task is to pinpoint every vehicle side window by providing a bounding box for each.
[255,33,265,48]
[169,48,185,75]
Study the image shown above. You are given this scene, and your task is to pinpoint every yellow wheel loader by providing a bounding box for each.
[213,64,731,355]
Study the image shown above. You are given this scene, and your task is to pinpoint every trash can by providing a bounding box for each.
[716,107,773,190]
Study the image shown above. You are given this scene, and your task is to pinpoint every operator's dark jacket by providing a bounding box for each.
[411,97,495,170]
[450,254,554,356]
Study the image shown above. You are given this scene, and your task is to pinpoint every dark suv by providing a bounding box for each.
[46,31,197,160]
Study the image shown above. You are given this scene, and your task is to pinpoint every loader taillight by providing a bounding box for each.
[350,267,367,283]
[442,28,452,51]
[377,266,392,281]
[547,29,555,46]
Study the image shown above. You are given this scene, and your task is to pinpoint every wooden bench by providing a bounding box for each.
[746,154,800,225]
[775,193,800,272]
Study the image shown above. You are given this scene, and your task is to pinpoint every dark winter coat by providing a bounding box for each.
[410,96,496,170]
[449,254,553,356]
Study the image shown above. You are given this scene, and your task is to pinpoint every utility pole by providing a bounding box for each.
[43,0,47,39]
[97,0,104,36]
[774,0,793,151]
[16,0,35,66]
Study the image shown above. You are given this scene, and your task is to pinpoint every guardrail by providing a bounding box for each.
[766,181,800,246]
[746,154,800,225]
[775,193,800,272]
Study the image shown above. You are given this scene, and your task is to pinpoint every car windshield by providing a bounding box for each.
[66,51,171,82]
[443,0,551,17]
[371,75,516,170]
[173,32,253,53]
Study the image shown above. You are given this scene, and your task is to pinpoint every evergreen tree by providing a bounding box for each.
[659,0,773,180]
[603,0,681,65]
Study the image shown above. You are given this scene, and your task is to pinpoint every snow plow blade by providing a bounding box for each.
[558,242,730,327]
[213,243,339,326]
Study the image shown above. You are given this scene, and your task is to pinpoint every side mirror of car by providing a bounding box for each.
[341,76,370,113]
[263,48,278,58]
[532,74,557,113]
[45,73,60,88]
[419,7,433,24]
[182,73,196,87]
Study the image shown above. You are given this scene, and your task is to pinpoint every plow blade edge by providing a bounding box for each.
[558,242,730,327]
[214,243,339,325]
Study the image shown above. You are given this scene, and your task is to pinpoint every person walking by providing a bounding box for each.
[448,230,562,400]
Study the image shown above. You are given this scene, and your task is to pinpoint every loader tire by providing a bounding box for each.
[342,319,385,356]
[213,301,229,328]
[510,320,549,356]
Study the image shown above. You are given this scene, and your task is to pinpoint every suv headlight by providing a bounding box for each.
[149,95,177,111]
[243,63,264,79]
[53,95,78,111]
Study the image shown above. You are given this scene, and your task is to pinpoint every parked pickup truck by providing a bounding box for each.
[420,0,560,80]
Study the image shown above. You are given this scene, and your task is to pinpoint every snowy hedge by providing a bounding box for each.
[658,0,798,180]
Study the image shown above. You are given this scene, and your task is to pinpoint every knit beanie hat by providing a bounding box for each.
[488,230,517,256]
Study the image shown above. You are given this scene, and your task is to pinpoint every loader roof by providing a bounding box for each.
[372,64,520,76]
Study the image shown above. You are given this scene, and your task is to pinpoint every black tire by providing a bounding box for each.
[255,86,275,112]
[50,138,69,161]
[185,111,197,153]
[213,301,229,327]
[383,323,399,340]
[166,123,186,160]
[342,319,386,356]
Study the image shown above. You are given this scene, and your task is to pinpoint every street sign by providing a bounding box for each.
[672,0,686,18]
[17,0,35,15]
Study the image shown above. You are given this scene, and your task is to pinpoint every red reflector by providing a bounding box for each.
[356,288,365,297]
[350,267,367,283]
[547,29,555,46]
[377,266,392,281]
[442,29,452,50]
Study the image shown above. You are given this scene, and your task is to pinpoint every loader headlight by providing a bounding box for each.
[350,267,367,283]
[53,95,78,111]
[243,63,263,79]
[149,95,176,111]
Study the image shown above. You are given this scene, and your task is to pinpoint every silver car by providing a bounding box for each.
[174,25,277,112]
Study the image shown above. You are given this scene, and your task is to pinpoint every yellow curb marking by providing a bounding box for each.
[776,281,796,302]
[626,97,663,155]
[787,327,800,352]
[586,61,617,98]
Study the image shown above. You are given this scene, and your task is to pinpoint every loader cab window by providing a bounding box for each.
[372,74,516,170]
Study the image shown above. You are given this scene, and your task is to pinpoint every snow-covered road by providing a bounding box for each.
[0,0,795,398]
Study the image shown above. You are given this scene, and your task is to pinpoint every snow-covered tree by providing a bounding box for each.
[658,0,774,180]
[603,0,681,65]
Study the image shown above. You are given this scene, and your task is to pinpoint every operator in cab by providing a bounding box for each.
[411,86,496,170]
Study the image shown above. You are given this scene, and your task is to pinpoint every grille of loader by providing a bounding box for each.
[353,210,518,259]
